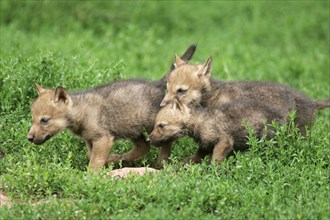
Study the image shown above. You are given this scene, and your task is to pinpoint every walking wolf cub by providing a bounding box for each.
[27,45,196,171]
[150,98,288,164]
[161,55,330,133]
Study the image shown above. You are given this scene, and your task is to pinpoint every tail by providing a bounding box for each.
[160,44,197,84]
[315,99,330,111]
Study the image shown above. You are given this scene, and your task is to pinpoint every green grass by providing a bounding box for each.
[1,1,329,219]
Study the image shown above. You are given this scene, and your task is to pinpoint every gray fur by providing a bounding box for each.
[203,79,329,133]
[68,79,164,140]
[186,100,287,151]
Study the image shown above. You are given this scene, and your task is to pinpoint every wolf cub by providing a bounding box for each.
[150,98,288,164]
[27,45,196,171]
[161,55,330,133]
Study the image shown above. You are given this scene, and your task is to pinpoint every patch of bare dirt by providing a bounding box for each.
[107,167,159,179]
[0,191,12,208]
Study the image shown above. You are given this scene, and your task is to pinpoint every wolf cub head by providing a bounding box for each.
[160,55,212,107]
[149,98,191,147]
[27,83,72,144]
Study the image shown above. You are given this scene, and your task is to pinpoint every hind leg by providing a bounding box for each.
[295,98,316,136]
[183,147,211,164]
[295,114,308,135]
[107,135,151,164]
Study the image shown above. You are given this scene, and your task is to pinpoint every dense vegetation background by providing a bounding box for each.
[0,1,329,219]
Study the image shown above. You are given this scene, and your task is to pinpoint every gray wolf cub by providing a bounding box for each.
[161,55,330,134]
[27,45,196,171]
[150,98,289,164]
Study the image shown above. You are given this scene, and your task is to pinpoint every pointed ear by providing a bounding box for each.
[35,83,45,95]
[197,56,212,78]
[54,86,69,103]
[173,54,186,68]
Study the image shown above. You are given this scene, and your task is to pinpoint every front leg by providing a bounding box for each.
[156,141,173,169]
[85,140,92,161]
[212,134,234,164]
[89,135,114,172]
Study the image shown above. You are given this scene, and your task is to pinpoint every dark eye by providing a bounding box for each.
[158,123,165,129]
[40,118,50,125]
[177,88,187,94]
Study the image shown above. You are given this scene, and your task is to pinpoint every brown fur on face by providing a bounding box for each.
[149,99,190,147]
[160,56,212,107]
[27,85,72,144]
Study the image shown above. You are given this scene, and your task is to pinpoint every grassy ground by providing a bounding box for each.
[0,1,329,219]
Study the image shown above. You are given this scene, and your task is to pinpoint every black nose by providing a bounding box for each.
[27,134,34,142]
